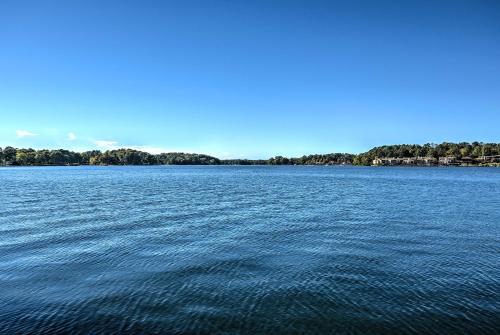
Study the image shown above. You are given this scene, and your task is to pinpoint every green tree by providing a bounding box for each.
[3,146,17,165]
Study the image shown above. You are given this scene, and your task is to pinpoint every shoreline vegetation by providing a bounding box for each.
[1,142,500,167]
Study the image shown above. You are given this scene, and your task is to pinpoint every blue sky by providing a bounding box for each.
[1,0,499,158]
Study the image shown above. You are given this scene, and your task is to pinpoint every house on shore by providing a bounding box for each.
[478,155,500,163]
[373,155,500,166]
[372,157,437,166]
[438,157,459,166]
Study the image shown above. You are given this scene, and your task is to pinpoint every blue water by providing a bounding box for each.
[1,166,499,334]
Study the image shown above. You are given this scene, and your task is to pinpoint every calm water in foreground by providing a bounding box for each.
[0,166,499,334]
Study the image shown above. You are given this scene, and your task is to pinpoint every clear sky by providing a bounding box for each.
[1,0,499,158]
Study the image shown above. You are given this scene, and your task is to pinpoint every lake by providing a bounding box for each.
[1,166,499,334]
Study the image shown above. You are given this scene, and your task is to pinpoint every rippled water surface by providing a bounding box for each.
[1,166,499,334]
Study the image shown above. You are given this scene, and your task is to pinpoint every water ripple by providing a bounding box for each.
[0,166,499,334]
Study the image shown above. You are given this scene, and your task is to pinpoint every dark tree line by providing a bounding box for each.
[0,147,220,166]
[1,142,499,166]
[221,159,268,165]
[267,153,355,165]
[0,147,354,166]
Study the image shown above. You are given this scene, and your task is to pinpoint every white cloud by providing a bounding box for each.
[128,145,177,154]
[68,132,76,140]
[94,140,118,150]
[92,141,197,155]
[16,130,37,138]
[207,151,238,159]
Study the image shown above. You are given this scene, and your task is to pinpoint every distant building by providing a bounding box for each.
[373,155,500,166]
[460,157,474,166]
[418,157,437,166]
[478,155,500,163]
[373,157,437,166]
[439,157,458,166]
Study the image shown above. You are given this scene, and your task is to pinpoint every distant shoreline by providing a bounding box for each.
[1,163,499,168]
[0,164,500,170]
[1,142,499,167]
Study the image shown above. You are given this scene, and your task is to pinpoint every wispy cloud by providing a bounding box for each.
[94,140,118,150]
[206,151,239,160]
[128,145,177,154]
[16,130,37,138]
[68,132,76,140]
[92,140,191,154]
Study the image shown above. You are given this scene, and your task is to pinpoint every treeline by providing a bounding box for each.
[0,147,220,166]
[219,154,354,165]
[221,159,268,165]
[267,153,355,165]
[0,147,352,166]
[353,142,500,165]
[1,142,499,166]
[90,150,220,165]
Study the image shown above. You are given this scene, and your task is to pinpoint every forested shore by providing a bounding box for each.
[1,142,499,167]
